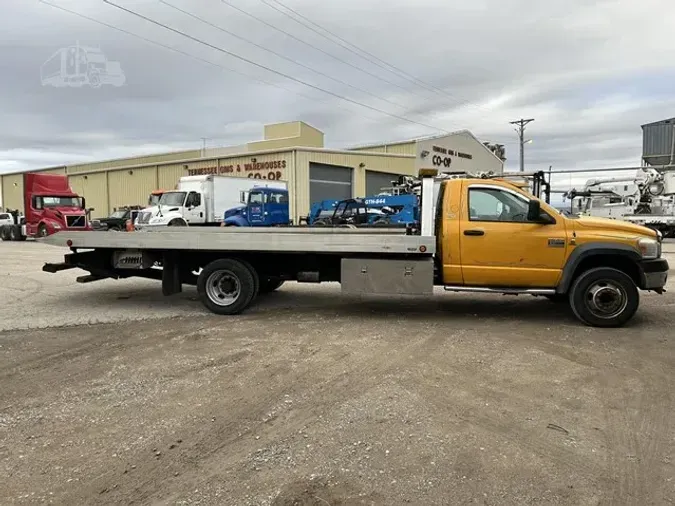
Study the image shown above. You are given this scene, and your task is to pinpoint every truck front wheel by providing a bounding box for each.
[197,259,257,315]
[0,225,9,241]
[569,267,639,328]
[37,224,48,238]
[168,219,187,227]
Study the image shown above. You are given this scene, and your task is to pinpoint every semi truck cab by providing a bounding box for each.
[223,187,290,227]
[1,173,90,241]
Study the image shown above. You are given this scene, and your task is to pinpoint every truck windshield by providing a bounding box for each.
[158,192,186,207]
[43,196,82,208]
[110,210,127,218]
[149,194,162,206]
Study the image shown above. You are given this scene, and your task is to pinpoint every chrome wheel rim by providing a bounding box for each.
[206,270,240,306]
[585,281,627,319]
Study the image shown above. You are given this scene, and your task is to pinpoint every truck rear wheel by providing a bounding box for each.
[569,267,639,328]
[197,259,257,315]
[0,225,9,241]
[9,225,23,241]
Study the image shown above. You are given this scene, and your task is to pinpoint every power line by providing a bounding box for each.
[261,0,493,113]
[36,0,325,105]
[219,0,430,101]
[158,0,409,110]
[103,0,450,134]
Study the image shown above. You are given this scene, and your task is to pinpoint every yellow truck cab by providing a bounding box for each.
[437,176,668,326]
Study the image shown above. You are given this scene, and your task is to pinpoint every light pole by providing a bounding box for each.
[510,118,535,172]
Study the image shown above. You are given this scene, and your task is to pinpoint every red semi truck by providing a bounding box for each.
[0,173,91,241]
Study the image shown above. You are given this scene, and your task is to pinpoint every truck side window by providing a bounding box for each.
[249,192,264,204]
[468,187,530,223]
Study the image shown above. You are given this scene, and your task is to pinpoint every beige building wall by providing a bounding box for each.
[66,149,201,174]
[249,121,324,151]
[293,149,415,220]
[415,132,503,174]
[108,166,158,212]
[68,172,109,217]
[1,173,25,211]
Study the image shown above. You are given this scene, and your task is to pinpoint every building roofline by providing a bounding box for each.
[641,118,675,128]
[348,129,505,164]
[0,146,414,178]
[347,129,470,150]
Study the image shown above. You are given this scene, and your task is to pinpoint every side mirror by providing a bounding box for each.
[527,200,541,222]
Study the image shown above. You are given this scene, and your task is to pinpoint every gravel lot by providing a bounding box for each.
[1,240,674,505]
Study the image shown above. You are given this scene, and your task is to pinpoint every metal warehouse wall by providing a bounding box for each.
[1,173,25,211]
[68,172,108,217]
[2,148,413,222]
[66,150,201,174]
[108,166,158,213]
[294,150,415,219]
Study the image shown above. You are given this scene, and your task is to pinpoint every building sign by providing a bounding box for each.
[187,158,287,180]
[429,144,473,168]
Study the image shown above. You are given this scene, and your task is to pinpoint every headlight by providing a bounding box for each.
[638,237,660,259]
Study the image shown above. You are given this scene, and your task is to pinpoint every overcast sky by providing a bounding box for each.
[1,0,675,195]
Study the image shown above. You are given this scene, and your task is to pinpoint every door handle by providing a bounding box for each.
[464,229,485,236]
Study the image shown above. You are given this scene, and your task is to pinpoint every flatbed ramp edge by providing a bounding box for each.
[39,228,436,255]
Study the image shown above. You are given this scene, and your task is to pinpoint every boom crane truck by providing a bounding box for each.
[40,169,668,328]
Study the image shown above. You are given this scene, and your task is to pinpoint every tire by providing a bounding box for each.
[569,267,639,328]
[197,259,257,315]
[260,276,284,293]
[9,225,22,241]
[167,219,187,227]
[109,225,121,232]
[37,224,48,238]
[0,225,9,241]
[89,70,101,89]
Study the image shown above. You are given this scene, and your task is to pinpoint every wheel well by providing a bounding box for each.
[570,255,640,288]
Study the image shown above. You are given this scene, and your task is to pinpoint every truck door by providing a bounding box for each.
[184,192,204,224]
[247,191,266,225]
[266,191,290,225]
[459,183,567,287]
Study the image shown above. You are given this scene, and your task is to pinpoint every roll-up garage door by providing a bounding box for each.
[309,163,353,203]
[365,171,401,195]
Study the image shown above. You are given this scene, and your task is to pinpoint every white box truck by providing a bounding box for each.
[134,175,287,229]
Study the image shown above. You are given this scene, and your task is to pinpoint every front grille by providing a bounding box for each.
[137,212,152,224]
[66,215,86,228]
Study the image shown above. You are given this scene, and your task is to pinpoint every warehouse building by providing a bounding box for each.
[0,121,504,223]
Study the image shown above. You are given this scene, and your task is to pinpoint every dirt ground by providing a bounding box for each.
[1,242,674,505]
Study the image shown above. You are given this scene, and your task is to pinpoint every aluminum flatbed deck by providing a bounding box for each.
[40,227,436,255]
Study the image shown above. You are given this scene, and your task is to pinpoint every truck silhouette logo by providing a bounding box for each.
[40,41,126,89]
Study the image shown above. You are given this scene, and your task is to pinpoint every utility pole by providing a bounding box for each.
[510,118,535,172]
[200,137,208,157]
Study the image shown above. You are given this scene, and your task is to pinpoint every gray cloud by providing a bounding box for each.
[1,0,675,191]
